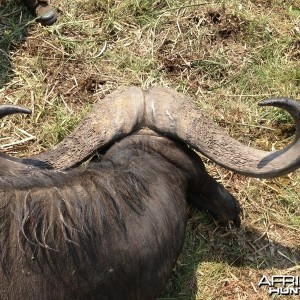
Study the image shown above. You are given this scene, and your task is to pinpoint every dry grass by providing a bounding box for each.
[0,0,299,299]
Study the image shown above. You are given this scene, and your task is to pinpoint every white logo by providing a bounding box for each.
[258,275,300,295]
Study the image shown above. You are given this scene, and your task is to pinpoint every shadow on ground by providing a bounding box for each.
[160,207,300,299]
[0,1,32,89]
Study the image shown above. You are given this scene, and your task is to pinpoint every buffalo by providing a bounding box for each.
[0,86,299,299]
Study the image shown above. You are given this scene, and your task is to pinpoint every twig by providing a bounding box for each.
[274,222,300,233]
[16,128,35,138]
[222,120,276,131]
[250,282,258,293]
[157,3,209,14]
[93,41,108,59]
[283,266,300,273]
[277,250,296,264]
[214,93,274,97]
[0,136,35,149]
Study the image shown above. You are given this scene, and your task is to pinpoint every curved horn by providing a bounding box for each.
[0,105,31,119]
[0,105,33,171]
[33,86,144,170]
[144,86,300,178]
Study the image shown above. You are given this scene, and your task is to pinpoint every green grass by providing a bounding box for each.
[1,0,299,299]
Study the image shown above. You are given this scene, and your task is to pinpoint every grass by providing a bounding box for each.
[1,0,299,299]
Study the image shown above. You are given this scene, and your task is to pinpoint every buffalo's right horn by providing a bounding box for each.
[144,86,300,178]
[33,86,144,170]
[0,105,31,119]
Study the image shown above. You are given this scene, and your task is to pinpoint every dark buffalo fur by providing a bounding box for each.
[0,132,239,299]
[1,86,299,300]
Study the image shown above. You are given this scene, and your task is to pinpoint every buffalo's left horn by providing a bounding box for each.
[0,105,31,119]
[144,86,300,178]
[0,105,32,171]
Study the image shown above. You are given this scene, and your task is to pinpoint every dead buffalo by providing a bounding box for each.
[0,86,299,299]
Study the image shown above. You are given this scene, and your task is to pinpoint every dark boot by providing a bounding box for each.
[21,0,57,26]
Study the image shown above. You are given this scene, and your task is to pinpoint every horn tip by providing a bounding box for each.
[258,97,299,107]
[0,105,32,118]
